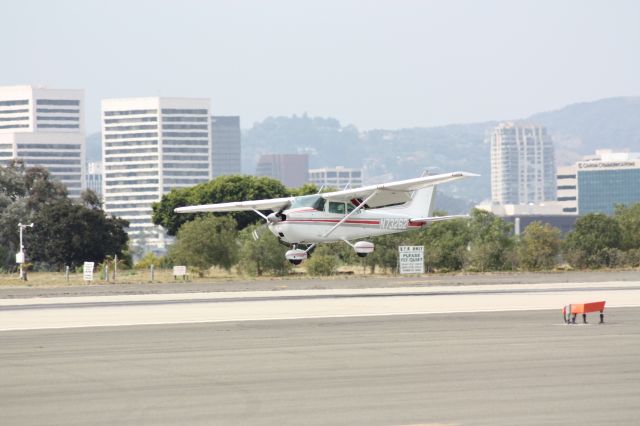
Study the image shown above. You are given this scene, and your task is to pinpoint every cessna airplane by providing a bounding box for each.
[175,171,478,264]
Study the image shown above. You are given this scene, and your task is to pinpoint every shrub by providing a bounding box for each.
[305,246,339,276]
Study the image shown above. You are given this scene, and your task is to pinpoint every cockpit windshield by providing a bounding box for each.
[290,195,326,211]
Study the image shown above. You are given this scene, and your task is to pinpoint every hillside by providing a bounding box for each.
[242,97,640,202]
[530,97,640,165]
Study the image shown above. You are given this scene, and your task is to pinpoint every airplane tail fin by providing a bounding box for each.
[401,185,437,218]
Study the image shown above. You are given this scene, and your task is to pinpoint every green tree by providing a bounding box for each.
[467,209,515,271]
[28,199,129,269]
[614,203,640,250]
[517,222,561,270]
[0,159,27,201]
[305,244,339,276]
[563,213,622,269]
[289,183,320,197]
[153,175,290,235]
[362,233,408,274]
[238,225,291,276]
[134,252,168,270]
[0,163,119,271]
[168,215,239,271]
[412,218,471,272]
[24,166,67,210]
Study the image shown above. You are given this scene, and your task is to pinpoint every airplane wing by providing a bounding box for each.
[174,197,293,214]
[321,171,479,206]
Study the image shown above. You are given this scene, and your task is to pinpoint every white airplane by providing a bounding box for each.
[175,171,478,264]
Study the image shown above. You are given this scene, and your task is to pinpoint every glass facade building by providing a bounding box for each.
[211,116,241,177]
[578,166,640,215]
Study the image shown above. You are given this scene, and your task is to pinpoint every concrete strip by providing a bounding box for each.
[1,285,638,331]
[1,281,638,307]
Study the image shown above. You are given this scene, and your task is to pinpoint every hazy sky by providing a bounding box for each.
[3,0,639,133]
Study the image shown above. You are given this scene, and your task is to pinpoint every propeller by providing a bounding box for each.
[252,224,269,240]
[251,211,285,240]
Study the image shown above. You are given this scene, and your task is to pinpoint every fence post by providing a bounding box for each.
[105,265,109,282]
[150,264,155,283]
[65,265,70,282]
[113,254,117,282]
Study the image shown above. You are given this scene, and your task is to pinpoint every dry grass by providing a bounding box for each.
[0,268,241,287]
[0,264,379,288]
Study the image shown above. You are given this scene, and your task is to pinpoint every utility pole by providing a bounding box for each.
[17,222,34,280]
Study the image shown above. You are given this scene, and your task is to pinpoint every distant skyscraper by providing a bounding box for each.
[309,166,363,189]
[102,97,211,252]
[0,85,85,197]
[211,116,241,177]
[256,154,308,187]
[86,161,103,196]
[490,122,556,204]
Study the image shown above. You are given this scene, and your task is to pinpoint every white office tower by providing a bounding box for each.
[211,116,241,177]
[309,166,363,189]
[0,85,85,197]
[490,122,556,205]
[102,97,211,252]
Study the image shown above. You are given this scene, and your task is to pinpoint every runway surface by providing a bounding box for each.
[1,281,640,425]
[1,281,639,331]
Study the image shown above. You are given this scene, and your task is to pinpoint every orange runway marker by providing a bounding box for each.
[563,301,606,324]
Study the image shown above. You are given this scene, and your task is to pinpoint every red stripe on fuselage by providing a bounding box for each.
[285,218,380,225]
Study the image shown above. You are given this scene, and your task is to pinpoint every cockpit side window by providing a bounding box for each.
[328,201,346,214]
[313,197,326,211]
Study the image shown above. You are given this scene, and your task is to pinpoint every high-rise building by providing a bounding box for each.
[309,166,363,189]
[102,97,211,252]
[490,122,556,205]
[0,85,85,197]
[256,154,308,187]
[556,165,578,214]
[211,116,241,177]
[86,161,103,196]
[576,150,640,215]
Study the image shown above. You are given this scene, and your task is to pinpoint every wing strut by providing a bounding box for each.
[251,209,269,221]
[322,190,378,238]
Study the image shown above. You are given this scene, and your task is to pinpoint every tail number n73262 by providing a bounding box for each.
[380,218,408,230]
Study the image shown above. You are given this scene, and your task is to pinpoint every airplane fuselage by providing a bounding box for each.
[270,206,425,244]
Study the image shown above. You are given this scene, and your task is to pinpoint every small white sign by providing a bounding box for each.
[83,262,95,281]
[173,265,187,277]
[398,245,424,274]
[16,252,24,264]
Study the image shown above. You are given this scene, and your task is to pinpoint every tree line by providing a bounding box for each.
[0,162,129,272]
[1,165,637,276]
[153,175,640,276]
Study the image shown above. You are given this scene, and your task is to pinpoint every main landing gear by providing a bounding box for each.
[285,241,375,264]
[285,244,315,265]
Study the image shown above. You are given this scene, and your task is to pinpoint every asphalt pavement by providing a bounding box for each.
[1,308,639,425]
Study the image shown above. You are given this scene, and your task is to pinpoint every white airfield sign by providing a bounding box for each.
[83,262,95,281]
[399,246,424,274]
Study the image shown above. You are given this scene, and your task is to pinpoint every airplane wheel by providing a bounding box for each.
[289,259,302,265]
[357,252,368,258]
